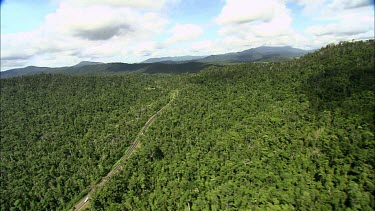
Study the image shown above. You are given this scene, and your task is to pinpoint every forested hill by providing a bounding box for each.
[196,45,309,63]
[1,46,309,78]
[0,62,211,78]
[142,46,310,63]
[142,55,206,63]
[1,40,374,210]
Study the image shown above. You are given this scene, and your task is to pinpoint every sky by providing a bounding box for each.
[1,0,374,71]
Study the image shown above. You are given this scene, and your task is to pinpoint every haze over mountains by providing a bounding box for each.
[1,46,310,78]
[141,56,206,63]
[198,46,310,63]
[142,46,310,63]
[73,61,103,67]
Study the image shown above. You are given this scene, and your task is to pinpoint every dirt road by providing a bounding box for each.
[71,92,177,210]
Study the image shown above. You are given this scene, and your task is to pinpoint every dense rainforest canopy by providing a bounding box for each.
[1,40,374,210]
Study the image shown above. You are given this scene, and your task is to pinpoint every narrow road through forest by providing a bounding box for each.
[71,91,177,211]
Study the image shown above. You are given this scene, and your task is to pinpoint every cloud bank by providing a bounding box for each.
[1,0,374,71]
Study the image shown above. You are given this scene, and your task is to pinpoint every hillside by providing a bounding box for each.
[0,62,213,78]
[0,66,52,78]
[197,46,309,63]
[142,55,206,63]
[73,61,103,67]
[1,40,374,210]
[1,46,309,78]
[142,46,309,64]
[90,40,374,210]
[1,74,178,210]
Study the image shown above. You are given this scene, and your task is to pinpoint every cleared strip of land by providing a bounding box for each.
[71,91,177,211]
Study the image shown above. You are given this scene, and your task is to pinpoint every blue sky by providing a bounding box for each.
[1,0,58,33]
[1,0,374,71]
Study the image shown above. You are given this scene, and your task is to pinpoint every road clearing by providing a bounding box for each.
[71,91,177,211]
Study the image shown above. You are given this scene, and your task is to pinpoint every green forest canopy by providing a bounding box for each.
[1,40,374,210]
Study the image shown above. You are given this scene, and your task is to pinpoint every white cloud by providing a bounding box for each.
[287,0,326,16]
[214,0,374,51]
[166,24,203,43]
[288,0,371,16]
[250,11,293,37]
[216,0,293,37]
[1,0,170,70]
[329,0,371,9]
[191,40,213,51]
[63,0,167,10]
[132,41,165,58]
[189,39,233,55]
[215,0,297,49]
[1,0,374,71]
[304,2,374,48]
[1,29,93,70]
[215,0,279,24]
[306,23,370,37]
[44,2,168,41]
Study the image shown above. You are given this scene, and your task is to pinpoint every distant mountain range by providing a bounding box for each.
[1,46,312,78]
[142,46,310,63]
[0,62,211,78]
[198,46,309,63]
[73,61,103,67]
[142,56,206,63]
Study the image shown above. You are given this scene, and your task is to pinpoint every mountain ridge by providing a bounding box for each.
[142,55,206,63]
[73,61,103,67]
[197,46,309,63]
[1,46,311,78]
[142,45,311,64]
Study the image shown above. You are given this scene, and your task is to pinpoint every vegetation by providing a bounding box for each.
[1,46,309,79]
[0,62,211,78]
[0,74,176,210]
[1,40,374,210]
[198,46,308,63]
